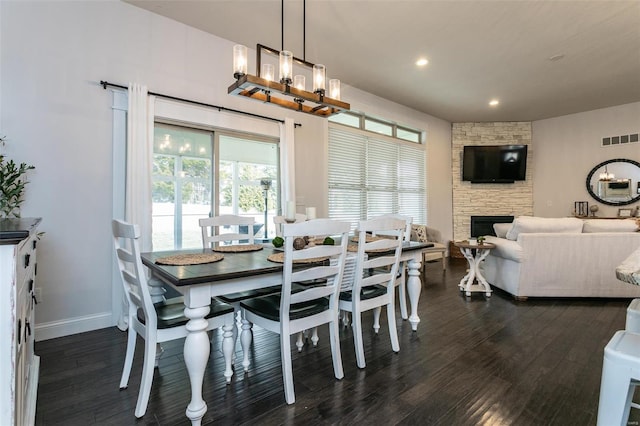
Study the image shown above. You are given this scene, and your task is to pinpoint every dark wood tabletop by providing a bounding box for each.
[141,240,433,287]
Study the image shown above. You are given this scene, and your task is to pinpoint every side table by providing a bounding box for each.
[454,241,496,297]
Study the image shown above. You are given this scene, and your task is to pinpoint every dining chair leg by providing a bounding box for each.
[329,319,344,380]
[341,310,350,327]
[119,326,137,389]
[135,335,157,418]
[281,332,296,404]
[221,323,235,384]
[352,311,366,369]
[154,343,164,368]
[240,313,253,372]
[387,303,400,353]
[373,307,381,334]
[311,327,319,346]
[296,332,304,352]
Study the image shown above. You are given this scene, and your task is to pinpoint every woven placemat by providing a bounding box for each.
[212,244,264,253]
[267,252,328,264]
[349,235,384,243]
[156,253,224,266]
[347,244,393,253]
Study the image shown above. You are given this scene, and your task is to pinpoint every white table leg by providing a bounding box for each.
[407,257,422,331]
[183,305,210,426]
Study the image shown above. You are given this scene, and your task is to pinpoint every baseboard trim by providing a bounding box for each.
[35,312,115,341]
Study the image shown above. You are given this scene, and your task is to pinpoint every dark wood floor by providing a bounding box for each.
[35,259,637,425]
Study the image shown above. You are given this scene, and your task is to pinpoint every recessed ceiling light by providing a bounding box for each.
[489,99,499,107]
[416,58,429,67]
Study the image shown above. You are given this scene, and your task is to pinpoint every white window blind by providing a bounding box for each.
[328,126,426,228]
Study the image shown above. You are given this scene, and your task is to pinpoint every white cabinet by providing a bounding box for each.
[1,218,41,425]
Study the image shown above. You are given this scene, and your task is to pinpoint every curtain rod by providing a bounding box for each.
[99,80,301,127]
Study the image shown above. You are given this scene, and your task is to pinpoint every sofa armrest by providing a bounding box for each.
[484,236,523,262]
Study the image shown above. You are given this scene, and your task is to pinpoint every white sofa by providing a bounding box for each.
[483,216,640,299]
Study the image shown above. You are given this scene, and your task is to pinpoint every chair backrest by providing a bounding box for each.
[273,214,307,237]
[280,218,351,319]
[112,219,157,329]
[373,213,412,242]
[200,214,255,248]
[352,217,405,295]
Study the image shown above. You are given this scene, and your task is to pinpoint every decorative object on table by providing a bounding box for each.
[574,201,589,217]
[619,208,633,218]
[468,237,477,245]
[477,236,486,244]
[590,204,599,217]
[305,206,316,220]
[285,200,296,222]
[322,236,335,245]
[293,237,306,250]
[0,135,35,218]
[272,236,284,248]
[155,252,224,266]
[211,244,263,253]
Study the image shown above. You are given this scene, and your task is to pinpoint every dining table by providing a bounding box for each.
[140,239,433,425]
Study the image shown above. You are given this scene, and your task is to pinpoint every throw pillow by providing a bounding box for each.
[493,222,511,239]
[582,219,639,233]
[410,224,428,242]
[505,216,583,241]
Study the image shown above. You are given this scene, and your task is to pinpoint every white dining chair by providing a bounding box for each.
[273,213,320,350]
[339,216,405,368]
[200,214,281,371]
[240,218,351,404]
[273,213,307,237]
[200,214,256,247]
[112,219,235,418]
[373,213,413,320]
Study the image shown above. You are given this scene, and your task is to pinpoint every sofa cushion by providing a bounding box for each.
[493,222,511,238]
[582,219,639,233]
[411,224,428,242]
[505,216,583,241]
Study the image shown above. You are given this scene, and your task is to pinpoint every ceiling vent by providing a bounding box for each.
[602,133,639,147]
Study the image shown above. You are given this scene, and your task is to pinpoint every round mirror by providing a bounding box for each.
[586,158,640,206]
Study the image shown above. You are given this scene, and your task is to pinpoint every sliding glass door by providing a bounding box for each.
[152,123,279,250]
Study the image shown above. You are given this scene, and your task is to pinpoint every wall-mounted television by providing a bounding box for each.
[462,145,528,183]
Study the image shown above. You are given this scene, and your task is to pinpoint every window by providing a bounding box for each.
[329,111,423,143]
[328,126,426,228]
[152,123,279,250]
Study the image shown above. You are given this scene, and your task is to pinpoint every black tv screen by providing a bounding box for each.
[462,145,528,183]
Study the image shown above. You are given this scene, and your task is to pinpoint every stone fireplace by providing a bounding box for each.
[452,122,533,240]
[470,215,514,237]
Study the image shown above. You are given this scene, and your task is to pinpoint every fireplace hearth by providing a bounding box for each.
[471,215,514,237]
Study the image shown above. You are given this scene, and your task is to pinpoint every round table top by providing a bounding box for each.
[454,241,496,250]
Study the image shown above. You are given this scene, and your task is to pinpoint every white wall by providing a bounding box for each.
[533,102,640,218]
[1,1,452,340]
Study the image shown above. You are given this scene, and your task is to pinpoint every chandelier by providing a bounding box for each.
[227,1,350,118]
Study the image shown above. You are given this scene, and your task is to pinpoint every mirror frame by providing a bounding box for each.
[586,158,640,206]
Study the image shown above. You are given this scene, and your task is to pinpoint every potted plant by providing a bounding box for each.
[477,235,486,245]
[0,135,35,218]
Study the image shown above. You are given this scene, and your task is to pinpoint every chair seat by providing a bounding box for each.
[137,297,234,329]
[217,285,282,303]
[241,294,330,322]
[339,285,387,302]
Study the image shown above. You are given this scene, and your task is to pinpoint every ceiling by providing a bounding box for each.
[124,0,640,123]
